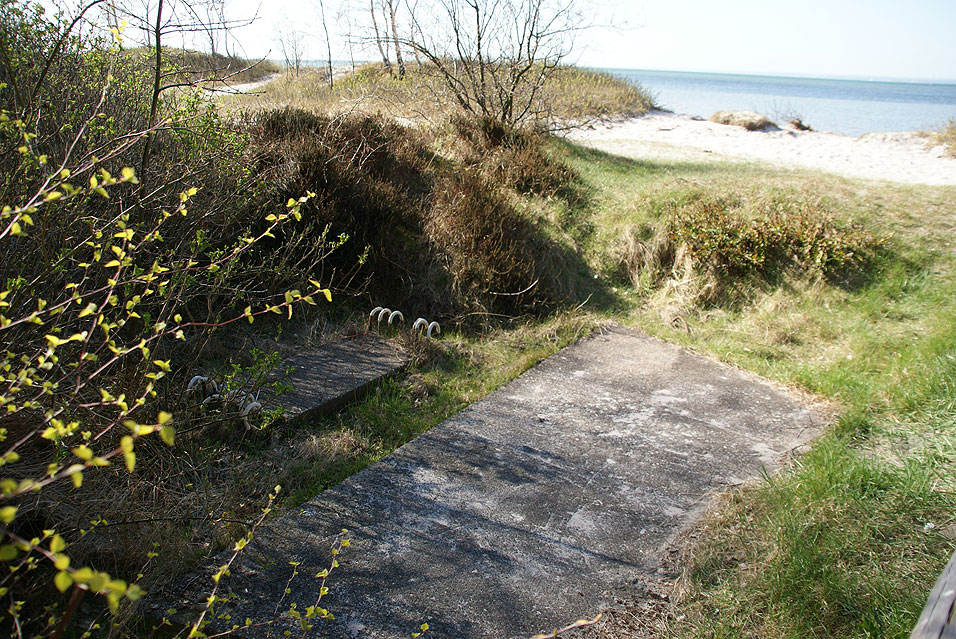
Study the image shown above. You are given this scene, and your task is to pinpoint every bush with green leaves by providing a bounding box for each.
[607,189,887,309]
[0,131,327,633]
[665,192,883,280]
[0,4,334,635]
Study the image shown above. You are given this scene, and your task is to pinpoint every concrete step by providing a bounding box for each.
[275,333,409,424]
[165,325,825,638]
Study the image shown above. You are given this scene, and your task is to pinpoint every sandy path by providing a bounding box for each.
[565,111,956,186]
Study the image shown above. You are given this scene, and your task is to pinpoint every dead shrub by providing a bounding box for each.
[930,118,956,157]
[709,110,777,131]
[607,223,674,289]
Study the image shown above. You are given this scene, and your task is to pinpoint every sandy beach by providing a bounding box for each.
[566,111,956,186]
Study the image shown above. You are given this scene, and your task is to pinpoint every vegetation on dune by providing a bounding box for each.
[708,110,777,131]
[605,187,883,308]
[126,46,282,87]
[929,117,956,157]
[222,62,656,128]
[240,106,594,321]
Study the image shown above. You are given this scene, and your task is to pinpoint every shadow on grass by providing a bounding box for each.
[555,138,734,178]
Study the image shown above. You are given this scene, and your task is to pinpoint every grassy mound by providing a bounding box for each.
[223,63,655,127]
[241,108,592,321]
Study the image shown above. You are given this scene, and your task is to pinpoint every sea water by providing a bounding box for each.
[605,69,956,136]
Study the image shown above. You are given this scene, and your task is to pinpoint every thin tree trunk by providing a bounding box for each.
[387,0,405,79]
[403,0,422,67]
[370,0,393,76]
[140,0,164,180]
[317,0,334,89]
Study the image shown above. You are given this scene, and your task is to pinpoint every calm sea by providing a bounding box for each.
[605,69,956,136]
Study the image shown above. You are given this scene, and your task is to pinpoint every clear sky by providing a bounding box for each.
[581,0,956,81]
[217,0,956,82]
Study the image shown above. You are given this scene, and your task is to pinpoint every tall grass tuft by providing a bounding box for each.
[931,118,956,157]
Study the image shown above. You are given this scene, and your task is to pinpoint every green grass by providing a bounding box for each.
[552,140,956,638]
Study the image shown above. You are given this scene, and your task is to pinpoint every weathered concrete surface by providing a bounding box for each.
[171,326,824,638]
[276,333,408,424]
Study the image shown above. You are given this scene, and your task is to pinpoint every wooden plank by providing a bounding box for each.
[911,550,956,639]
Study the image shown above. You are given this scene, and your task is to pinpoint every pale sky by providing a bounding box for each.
[215,0,956,81]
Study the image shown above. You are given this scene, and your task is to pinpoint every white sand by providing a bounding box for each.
[565,111,956,186]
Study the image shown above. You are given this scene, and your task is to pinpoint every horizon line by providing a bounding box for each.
[267,57,956,86]
[588,65,956,86]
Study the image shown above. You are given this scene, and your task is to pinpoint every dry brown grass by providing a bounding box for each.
[221,63,655,128]
[708,110,777,131]
[931,118,956,157]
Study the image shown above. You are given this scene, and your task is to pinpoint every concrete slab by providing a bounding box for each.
[169,326,825,638]
[275,333,408,424]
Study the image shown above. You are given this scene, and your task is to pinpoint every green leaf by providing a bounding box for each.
[54,571,73,592]
[0,506,17,524]
[72,445,93,461]
[126,583,145,601]
[50,534,66,553]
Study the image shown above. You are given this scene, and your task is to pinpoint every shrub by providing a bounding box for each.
[0,6,331,635]
[613,190,885,306]
[242,108,587,322]
[426,171,552,314]
[667,195,874,276]
[449,114,580,199]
